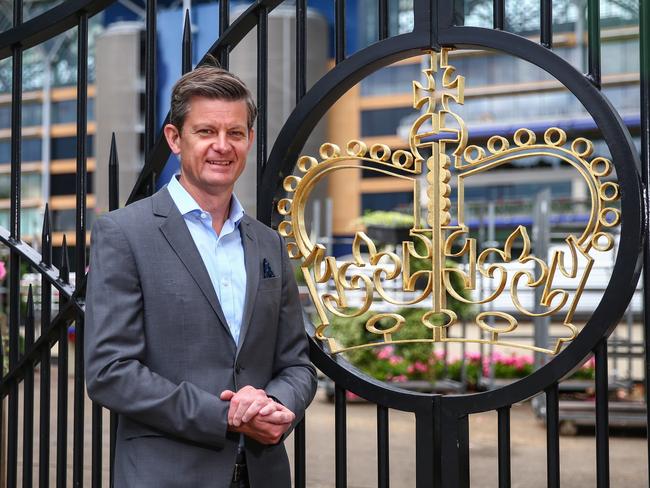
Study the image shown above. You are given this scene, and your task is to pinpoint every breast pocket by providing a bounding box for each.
[258,276,281,292]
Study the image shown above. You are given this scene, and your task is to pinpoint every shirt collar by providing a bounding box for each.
[167,174,245,226]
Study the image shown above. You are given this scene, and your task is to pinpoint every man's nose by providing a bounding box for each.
[211,133,230,152]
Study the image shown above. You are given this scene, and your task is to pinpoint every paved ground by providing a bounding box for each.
[4,370,649,487]
[286,390,648,488]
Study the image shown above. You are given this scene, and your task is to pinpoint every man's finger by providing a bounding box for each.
[240,399,269,423]
[257,409,294,425]
[220,390,235,401]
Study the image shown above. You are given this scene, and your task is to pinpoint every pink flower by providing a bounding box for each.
[377,346,394,360]
[407,365,415,374]
[434,350,446,360]
[0,261,6,281]
[466,351,481,362]
[389,355,403,365]
[392,375,407,382]
[414,361,428,373]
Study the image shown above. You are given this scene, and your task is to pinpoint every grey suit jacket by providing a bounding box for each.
[85,188,317,487]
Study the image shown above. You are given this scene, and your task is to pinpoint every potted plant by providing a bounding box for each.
[358,210,414,246]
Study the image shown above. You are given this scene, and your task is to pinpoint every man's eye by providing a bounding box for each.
[197,129,212,135]
[230,131,245,138]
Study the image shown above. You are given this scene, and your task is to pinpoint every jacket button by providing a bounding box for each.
[235,364,242,374]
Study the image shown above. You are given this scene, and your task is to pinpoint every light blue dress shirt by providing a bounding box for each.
[167,175,247,345]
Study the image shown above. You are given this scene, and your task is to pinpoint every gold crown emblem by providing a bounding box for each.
[278,48,620,356]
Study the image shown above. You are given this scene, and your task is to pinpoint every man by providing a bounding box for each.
[85,65,317,487]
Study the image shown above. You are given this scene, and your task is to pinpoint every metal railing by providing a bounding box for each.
[0,1,646,487]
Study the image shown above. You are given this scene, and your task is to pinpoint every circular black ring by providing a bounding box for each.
[268,27,644,413]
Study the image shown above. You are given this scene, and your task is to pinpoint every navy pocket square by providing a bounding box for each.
[263,258,276,279]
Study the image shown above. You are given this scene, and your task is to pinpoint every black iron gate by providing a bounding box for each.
[0,0,647,487]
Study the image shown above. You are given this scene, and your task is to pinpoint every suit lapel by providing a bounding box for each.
[154,189,231,337]
[237,217,260,352]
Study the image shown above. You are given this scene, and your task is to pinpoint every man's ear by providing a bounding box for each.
[164,124,182,155]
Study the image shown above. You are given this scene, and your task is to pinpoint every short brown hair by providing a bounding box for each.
[169,64,257,131]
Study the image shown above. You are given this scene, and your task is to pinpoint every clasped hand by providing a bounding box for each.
[220,386,295,445]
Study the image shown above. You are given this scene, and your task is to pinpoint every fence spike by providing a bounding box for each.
[109,132,120,211]
[60,234,70,284]
[182,9,192,74]
[42,202,52,266]
[25,284,34,346]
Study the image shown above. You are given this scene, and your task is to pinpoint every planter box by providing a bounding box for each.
[366,225,411,246]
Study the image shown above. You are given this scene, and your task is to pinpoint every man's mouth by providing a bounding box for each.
[206,160,232,166]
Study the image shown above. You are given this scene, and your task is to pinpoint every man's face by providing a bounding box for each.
[164,96,254,200]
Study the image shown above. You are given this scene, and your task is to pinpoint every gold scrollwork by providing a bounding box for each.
[279,48,621,357]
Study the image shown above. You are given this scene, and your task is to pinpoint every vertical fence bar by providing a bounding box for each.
[56,236,70,488]
[586,0,601,86]
[219,0,230,69]
[7,0,24,485]
[39,205,52,488]
[493,0,504,29]
[594,342,610,488]
[417,403,435,487]
[182,9,192,74]
[540,0,552,48]
[641,0,650,482]
[378,0,389,40]
[256,5,268,195]
[335,0,345,64]
[335,385,347,488]
[295,0,306,103]
[294,417,306,488]
[545,384,560,488]
[498,406,511,488]
[377,405,389,488]
[145,0,157,194]
[72,13,89,488]
[22,286,35,487]
[108,134,119,487]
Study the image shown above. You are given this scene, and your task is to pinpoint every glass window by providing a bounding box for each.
[23,138,42,162]
[361,107,415,137]
[51,135,94,160]
[0,138,42,163]
[361,191,413,213]
[22,173,41,199]
[22,103,42,127]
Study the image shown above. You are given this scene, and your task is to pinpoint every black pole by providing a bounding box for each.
[378,0,389,40]
[498,406,511,488]
[594,341,610,488]
[22,285,35,487]
[219,0,230,69]
[335,0,346,64]
[335,385,347,488]
[295,0,306,103]
[56,236,70,488]
[641,0,650,484]
[540,0,552,48]
[145,0,157,195]
[7,0,23,484]
[294,417,306,488]
[493,0,505,30]
[586,0,601,87]
[39,204,52,488]
[108,134,119,487]
[377,405,390,488]
[182,9,192,74]
[256,5,268,202]
[72,13,89,487]
[546,384,560,488]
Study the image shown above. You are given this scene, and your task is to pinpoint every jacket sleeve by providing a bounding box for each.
[84,214,230,448]
[263,231,318,433]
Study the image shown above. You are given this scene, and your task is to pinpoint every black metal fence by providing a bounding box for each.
[0,0,647,487]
